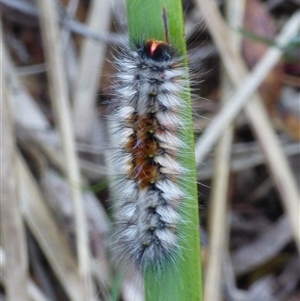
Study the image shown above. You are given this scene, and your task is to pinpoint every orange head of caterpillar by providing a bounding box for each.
[139,40,172,62]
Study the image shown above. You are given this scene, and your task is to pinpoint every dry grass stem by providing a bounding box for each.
[0,248,50,301]
[204,1,245,300]
[72,0,111,141]
[197,140,300,180]
[3,42,49,130]
[27,281,51,301]
[39,169,111,294]
[204,124,233,301]
[1,0,124,44]
[17,154,83,301]
[1,45,29,301]
[195,1,300,250]
[194,7,299,162]
[1,0,37,16]
[37,0,94,299]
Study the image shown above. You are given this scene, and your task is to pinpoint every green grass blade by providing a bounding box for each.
[125,1,203,301]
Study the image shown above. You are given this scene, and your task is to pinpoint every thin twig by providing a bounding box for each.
[204,1,245,300]
[197,139,300,180]
[72,0,112,141]
[195,1,300,250]
[1,32,29,301]
[58,0,79,51]
[194,8,300,163]
[4,41,49,130]
[17,154,83,301]
[37,1,95,300]
[1,0,125,44]
[16,64,47,76]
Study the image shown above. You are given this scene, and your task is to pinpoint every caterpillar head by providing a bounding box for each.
[139,40,172,62]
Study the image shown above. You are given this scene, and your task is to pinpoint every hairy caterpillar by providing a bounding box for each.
[110,40,189,270]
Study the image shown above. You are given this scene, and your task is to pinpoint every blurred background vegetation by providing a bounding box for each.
[1,0,299,301]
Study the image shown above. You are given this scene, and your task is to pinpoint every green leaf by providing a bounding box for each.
[125,1,203,301]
